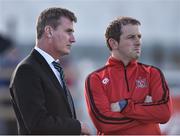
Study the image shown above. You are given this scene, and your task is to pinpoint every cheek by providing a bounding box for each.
[122,43,131,51]
[60,34,69,43]
[124,42,134,51]
[56,34,64,41]
[55,35,67,46]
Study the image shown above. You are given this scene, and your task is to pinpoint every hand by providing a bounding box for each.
[80,122,91,135]
[111,99,127,112]
[144,95,152,103]
[111,102,121,112]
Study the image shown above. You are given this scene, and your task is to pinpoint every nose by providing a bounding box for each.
[70,35,76,43]
[135,36,141,46]
[136,40,141,46]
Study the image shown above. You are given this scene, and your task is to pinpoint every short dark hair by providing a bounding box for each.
[105,16,141,50]
[36,7,77,39]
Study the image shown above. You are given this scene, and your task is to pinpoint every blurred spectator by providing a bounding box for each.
[0,34,12,54]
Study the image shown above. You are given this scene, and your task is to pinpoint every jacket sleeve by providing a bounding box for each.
[10,64,81,134]
[85,73,141,133]
[121,67,172,124]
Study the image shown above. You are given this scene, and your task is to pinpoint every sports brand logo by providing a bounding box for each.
[135,77,148,88]
[102,77,109,85]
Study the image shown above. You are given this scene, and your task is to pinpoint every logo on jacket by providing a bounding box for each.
[102,77,109,85]
[135,77,147,88]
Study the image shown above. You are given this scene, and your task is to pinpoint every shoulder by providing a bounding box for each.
[9,55,40,87]
[137,62,164,76]
[86,65,109,81]
[13,54,38,77]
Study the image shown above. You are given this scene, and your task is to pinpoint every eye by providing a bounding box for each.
[66,29,74,36]
[128,34,141,39]
[138,34,142,39]
[67,31,73,35]
[128,35,135,39]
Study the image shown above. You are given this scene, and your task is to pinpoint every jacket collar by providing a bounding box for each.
[30,49,74,117]
[106,56,138,68]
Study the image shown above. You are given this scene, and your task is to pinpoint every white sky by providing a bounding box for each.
[0,0,179,45]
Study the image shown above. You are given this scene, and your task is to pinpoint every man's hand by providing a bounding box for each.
[144,95,152,103]
[111,102,121,112]
[80,122,91,135]
[111,99,127,112]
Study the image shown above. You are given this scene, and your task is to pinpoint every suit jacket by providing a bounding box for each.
[9,49,81,134]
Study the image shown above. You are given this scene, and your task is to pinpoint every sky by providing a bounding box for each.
[0,0,179,45]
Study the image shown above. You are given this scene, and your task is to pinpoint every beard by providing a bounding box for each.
[131,51,141,60]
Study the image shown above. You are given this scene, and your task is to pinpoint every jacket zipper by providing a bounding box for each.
[124,66,130,92]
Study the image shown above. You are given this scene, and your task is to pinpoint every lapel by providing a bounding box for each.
[30,49,74,116]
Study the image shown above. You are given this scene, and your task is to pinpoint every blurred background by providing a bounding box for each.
[0,0,180,134]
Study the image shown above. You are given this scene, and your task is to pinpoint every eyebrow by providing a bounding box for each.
[127,33,141,37]
[66,28,74,32]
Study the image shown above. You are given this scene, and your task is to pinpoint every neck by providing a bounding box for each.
[111,52,130,66]
[36,38,59,60]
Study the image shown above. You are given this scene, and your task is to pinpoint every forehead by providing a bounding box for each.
[57,16,74,28]
[121,24,141,35]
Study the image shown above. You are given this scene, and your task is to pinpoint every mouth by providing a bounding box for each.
[135,49,141,53]
[67,45,72,48]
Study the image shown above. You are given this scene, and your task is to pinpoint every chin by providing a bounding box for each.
[59,51,70,57]
[136,53,141,58]
[133,55,140,60]
[64,50,71,55]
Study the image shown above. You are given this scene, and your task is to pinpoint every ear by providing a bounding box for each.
[44,25,53,38]
[108,38,119,50]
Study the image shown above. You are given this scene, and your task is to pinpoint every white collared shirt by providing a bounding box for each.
[34,46,63,86]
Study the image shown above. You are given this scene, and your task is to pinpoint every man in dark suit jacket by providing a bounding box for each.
[9,7,90,135]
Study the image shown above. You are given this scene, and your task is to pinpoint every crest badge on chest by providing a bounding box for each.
[102,77,109,85]
[135,77,148,88]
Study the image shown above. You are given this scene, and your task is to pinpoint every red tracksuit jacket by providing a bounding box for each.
[85,56,172,135]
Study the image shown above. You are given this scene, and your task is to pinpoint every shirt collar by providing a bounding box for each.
[34,46,57,65]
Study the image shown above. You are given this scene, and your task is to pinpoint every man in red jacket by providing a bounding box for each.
[85,16,172,135]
